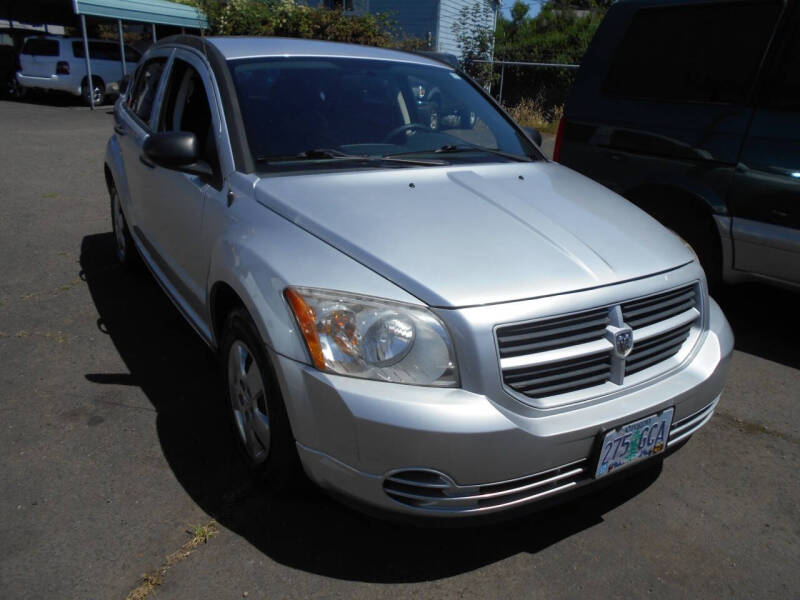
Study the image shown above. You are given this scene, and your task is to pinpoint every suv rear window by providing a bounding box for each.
[22,38,59,56]
[760,8,800,112]
[604,2,781,104]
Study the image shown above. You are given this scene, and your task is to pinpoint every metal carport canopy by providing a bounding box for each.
[72,0,208,29]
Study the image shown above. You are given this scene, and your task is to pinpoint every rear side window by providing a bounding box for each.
[22,38,59,56]
[127,58,167,126]
[125,47,141,63]
[72,41,121,61]
[604,2,781,104]
[759,9,800,111]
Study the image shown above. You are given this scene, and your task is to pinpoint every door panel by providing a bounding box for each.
[729,5,800,283]
[147,53,224,319]
[115,55,170,238]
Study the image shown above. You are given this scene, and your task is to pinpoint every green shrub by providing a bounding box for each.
[189,0,399,47]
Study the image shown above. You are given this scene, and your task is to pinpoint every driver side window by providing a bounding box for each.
[127,58,166,125]
[158,58,221,187]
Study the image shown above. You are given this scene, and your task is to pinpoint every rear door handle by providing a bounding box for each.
[139,154,156,169]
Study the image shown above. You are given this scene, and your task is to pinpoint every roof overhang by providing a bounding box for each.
[73,0,207,29]
[0,0,207,29]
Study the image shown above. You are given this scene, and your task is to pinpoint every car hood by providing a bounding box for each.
[254,161,694,308]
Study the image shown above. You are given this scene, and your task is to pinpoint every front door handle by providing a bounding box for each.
[114,124,127,136]
[139,154,156,169]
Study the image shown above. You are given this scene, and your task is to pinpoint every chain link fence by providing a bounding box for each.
[469,59,579,129]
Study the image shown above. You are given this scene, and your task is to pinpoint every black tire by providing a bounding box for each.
[82,77,105,107]
[109,180,139,270]
[221,307,300,489]
[7,78,26,100]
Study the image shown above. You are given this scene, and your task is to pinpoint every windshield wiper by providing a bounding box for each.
[256,148,447,167]
[387,144,533,162]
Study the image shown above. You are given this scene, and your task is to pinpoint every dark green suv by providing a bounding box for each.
[556,0,799,289]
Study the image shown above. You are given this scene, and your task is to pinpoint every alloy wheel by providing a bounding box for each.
[227,340,271,464]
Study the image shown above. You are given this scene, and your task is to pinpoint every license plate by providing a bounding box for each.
[595,408,674,478]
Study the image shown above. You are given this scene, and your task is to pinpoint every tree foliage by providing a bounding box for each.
[494,0,606,106]
[496,1,604,65]
[185,0,426,48]
[452,1,498,88]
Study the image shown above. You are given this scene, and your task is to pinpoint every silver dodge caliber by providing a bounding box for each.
[105,35,734,519]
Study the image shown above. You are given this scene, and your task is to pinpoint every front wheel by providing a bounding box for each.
[221,308,299,488]
[109,181,138,269]
[82,78,105,106]
[7,78,26,99]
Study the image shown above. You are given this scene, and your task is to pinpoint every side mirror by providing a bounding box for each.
[118,74,131,95]
[523,126,543,147]
[143,131,213,178]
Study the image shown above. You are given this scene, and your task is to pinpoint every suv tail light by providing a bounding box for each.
[56,61,70,75]
[552,118,565,162]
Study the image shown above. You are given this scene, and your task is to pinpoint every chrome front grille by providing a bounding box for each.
[497,283,701,402]
[621,285,698,329]
[383,460,589,513]
[625,322,693,376]
[503,350,612,398]
[496,307,610,358]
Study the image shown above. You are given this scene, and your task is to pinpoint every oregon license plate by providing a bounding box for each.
[595,408,674,478]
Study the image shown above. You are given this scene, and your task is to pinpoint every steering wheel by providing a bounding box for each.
[382,123,433,144]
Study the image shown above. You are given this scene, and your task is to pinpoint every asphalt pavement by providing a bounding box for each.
[0,98,798,599]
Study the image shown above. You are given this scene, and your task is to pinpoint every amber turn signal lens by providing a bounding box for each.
[284,288,326,369]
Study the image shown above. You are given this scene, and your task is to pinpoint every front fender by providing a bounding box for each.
[205,185,422,363]
[204,187,424,452]
[104,134,132,214]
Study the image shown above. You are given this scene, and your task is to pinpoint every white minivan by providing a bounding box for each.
[16,36,140,105]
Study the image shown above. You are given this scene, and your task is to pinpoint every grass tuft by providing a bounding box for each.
[125,521,218,600]
[506,97,564,134]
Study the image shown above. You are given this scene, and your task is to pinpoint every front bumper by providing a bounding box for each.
[276,296,733,518]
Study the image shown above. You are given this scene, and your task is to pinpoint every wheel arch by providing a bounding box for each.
[622,182,725,244]
[208,276,321,454]
[81,73,105,87]
[623,183,728,286]
[209,280,246,350]
[103,137,132,215]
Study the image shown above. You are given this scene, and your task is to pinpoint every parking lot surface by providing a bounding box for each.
[0,99,798,599]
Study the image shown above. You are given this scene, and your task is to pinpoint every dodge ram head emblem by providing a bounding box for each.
[614,329,634,358]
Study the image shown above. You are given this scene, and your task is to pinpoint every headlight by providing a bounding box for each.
[284,287,458,387]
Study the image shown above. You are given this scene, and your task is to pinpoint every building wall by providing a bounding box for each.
[296,0,499,58]
[369,0,439,45]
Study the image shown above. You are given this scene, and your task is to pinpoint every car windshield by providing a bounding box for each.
[228,56,541,171]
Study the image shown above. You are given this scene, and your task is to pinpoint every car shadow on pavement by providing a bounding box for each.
[80,231,669,582]
[7,93,89,108]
